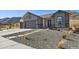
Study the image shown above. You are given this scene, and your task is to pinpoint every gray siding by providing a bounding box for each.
[21,12,43,29]
[50,18,54,28]
[37,18,43,28]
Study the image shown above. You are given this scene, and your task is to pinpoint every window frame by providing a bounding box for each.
[56,16,63,27]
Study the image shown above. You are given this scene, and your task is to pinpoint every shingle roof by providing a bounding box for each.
[22,12,43,20]
[41,10,79,20]
[40,14,53,18]
[22,10,79,20]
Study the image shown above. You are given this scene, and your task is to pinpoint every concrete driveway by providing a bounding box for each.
[0,29,35,49]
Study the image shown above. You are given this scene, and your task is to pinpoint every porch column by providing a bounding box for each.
[43,19,45,28]
[43,19,47,28]
[46,20,48,28]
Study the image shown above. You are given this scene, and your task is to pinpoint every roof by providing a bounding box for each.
[40,10,69,19]
[41,10,79,20]
[22,12,43,20]
[40,13,53,18]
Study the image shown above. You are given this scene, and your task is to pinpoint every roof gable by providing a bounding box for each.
[40,10,69,19]
[22,12,43,20]
[40,14,53,19]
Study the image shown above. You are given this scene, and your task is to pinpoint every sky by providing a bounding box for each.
[0,10,79,18]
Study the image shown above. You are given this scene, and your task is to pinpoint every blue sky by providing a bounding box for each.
[0,10,79,18]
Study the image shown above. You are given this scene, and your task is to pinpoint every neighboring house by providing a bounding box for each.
[68,12,79,28]
[20,10,79,29]
[0,17,21,30]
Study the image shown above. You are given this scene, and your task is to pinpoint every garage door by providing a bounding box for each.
[24,20,37,28]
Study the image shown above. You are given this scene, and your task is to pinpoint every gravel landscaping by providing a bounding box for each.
[3,29,79,49]
[3,29,63,49]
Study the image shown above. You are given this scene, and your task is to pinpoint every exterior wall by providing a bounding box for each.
[23,13,38,21]
[37,18,43,28]
[21,13,43,29]
[54,12,66,28]
[50,17,54,28]
[65,13,69,27]
[52,11,69,28]
[42,18,51,28]
[43,19,48,28]
[21,14,37,28]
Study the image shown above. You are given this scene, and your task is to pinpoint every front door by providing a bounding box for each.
[48,20,51,28]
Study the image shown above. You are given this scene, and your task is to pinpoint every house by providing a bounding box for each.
[19,10,79,29]
[0,17,21,30]
[0,10,79,30]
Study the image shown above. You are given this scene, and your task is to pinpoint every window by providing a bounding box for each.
[57,16,63,22]
[56,16,63,27]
